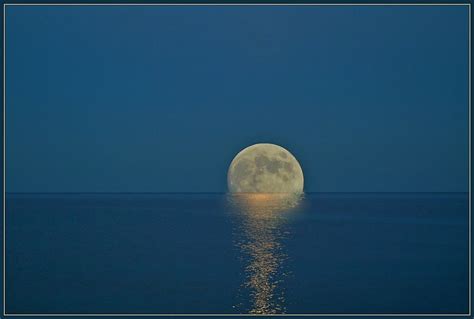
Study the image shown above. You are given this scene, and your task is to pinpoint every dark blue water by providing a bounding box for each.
[5,193,469,314]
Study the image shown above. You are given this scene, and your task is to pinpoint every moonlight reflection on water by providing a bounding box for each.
[227,193,303,314]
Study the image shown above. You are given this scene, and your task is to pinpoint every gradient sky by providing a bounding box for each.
[6,5,469,193]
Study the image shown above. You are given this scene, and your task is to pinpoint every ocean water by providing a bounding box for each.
[5,193,469,314]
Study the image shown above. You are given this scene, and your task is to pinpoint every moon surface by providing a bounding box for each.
[227,143,304,194]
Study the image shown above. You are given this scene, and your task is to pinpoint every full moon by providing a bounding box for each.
[227,143,304,194]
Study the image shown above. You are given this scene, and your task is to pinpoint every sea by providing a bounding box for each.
[5,192,469,315]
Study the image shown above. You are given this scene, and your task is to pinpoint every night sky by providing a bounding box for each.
[6,5,469,193]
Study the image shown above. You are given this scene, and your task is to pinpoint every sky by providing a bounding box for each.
[6,5,469,193]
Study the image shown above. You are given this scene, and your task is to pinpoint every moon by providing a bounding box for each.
[227,143,304,194]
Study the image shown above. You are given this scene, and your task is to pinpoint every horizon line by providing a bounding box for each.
[4,191,469,194]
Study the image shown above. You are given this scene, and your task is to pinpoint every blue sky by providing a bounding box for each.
[6,5,469,192]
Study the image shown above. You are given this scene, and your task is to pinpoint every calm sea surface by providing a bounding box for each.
[5,193,469,314]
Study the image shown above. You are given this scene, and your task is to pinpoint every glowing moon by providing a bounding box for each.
[227,143,304,194]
